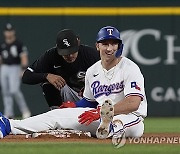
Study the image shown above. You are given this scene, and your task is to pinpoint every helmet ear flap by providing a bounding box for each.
[118,40,122,49]
[115,43,124,58]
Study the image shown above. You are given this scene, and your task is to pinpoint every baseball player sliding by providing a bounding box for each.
[0,26,147,142]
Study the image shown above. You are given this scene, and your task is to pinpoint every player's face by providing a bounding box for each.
[62,52,78,63]
[96,39,119,62]
[3,30,16,43]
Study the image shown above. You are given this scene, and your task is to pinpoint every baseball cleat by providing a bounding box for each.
[112,130,126,148]
[0,112,11,138]
[111,120,126,148]
[96,99,114,139]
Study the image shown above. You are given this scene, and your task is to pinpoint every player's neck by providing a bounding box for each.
[102,57,121,71]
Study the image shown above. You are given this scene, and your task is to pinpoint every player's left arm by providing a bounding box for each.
[114,95,141,115]
[20,45,28,70]
[114,65,145,115]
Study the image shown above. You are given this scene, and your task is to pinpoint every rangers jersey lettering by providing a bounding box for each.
[91,81,124,98]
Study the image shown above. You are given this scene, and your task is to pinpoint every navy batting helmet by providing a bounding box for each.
[96,26,124,57]
[96,26,122,43]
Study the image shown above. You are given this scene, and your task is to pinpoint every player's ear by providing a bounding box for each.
[95,43,100,51]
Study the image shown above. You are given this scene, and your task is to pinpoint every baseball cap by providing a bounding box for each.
[4,23,14,31]
[56,29,79,56]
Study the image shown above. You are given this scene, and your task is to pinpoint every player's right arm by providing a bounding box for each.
[22,51,50,84]
[22,49,66,90]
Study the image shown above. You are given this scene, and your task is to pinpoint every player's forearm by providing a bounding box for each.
[113,96,141,115]
[22,69,48,84]
[21,53,28,69]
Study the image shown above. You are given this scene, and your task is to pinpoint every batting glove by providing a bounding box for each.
[78,107,100,125]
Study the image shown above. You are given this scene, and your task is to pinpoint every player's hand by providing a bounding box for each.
[78,107,100,125]
[59,101,76,108]
[46,73,66,90]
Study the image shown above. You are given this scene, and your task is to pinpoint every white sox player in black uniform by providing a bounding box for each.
[0,26,147,144]
[0,23,31,119]
[22,29,100,110]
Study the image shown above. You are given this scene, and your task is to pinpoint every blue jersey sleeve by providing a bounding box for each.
[76,98,98,108]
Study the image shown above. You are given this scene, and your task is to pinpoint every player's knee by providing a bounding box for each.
[10,89,20,96]
[60,85,69,93]
[128,121,144,138]
[135,121,144,137]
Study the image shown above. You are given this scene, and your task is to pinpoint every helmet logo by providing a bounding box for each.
[107,29,114,35]
[63,39,71,47]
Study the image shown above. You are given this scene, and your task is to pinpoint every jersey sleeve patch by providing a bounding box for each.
[131,82,141,91]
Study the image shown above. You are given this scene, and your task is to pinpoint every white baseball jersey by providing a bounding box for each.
[83,56,147,117]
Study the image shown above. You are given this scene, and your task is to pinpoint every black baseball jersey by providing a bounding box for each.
[0,40,28,65]
[22,45,100,92]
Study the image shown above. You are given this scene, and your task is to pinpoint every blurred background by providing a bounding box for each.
[0,0,180,116]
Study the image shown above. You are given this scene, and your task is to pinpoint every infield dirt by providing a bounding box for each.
[1,133,180,144]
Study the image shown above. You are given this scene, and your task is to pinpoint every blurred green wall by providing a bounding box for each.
[0,0,180,116]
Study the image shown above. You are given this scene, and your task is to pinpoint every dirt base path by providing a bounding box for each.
[1,133,180,144]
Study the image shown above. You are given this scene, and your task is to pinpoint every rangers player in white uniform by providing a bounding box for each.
[0,26,147,142]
